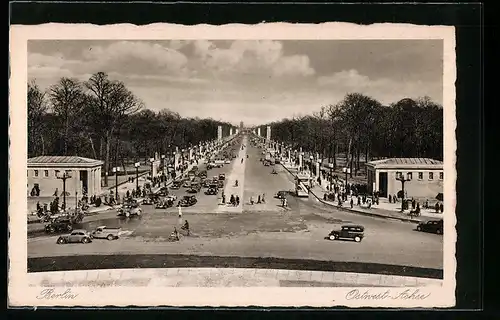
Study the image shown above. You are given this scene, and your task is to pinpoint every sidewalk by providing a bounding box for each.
[281,164,443,223]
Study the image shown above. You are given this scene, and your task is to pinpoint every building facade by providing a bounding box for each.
[27,156,104,198]
[366,158,444,200]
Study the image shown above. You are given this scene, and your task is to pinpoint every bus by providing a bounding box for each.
[295,173,311,197]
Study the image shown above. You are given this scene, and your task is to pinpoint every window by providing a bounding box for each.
[44,170,49,177]
[34,170,38,177]
[429,172,434,180]
[55,170,60,177]
[407,172,413,180]
[439,172,444,180]
[418,172,423,180]
[396,171,402,179]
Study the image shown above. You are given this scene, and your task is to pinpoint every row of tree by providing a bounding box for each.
[260,93,443,177]
[28,72,232,186]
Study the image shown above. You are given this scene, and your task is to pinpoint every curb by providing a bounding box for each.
[280,164,421,224]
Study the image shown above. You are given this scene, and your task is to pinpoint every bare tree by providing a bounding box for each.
[48,78,86,155]
[85,72,143,186]
[27,80,48,157]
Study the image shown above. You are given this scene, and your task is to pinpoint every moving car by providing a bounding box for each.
[157,187,169,196]
[224,159,231,164]
[218,173,226,180]
[155,197,175,209]
[57,229,93,244]
[45,217,73,234]
[178,195,197,207]
[91,226,122,240]
[205,187,218,195]
[117,203,142,217]
[416,219,443,234]
[327,225,365,242]
[170,180,182,190]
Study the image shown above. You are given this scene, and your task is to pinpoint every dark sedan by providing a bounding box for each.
[416,219,443,234]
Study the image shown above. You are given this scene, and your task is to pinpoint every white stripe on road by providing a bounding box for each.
[215,136,247,213]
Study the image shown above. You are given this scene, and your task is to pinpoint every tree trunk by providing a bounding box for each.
[356,149,361,176]
[104,134,111,187]
[41,135,45,156]
[333,143,337,170]
[89,136,97,159]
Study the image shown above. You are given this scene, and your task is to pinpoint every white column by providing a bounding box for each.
[375,170,380,193]
[217,126,223,141]
[189,149,194,162]
[299,154,303,169]
[257,127,261,136]
[316,161,320,178]
[288,150,291,163]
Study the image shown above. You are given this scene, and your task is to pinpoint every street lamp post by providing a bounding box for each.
[149,157,154,179]
[112,166,120,203]
[134,162,140,191]
[56,171,71,211]
[396,172,412,212]
[309,155,314,174]
[342,167,351,191]
[161,154,166,178]
[329,163,334,191]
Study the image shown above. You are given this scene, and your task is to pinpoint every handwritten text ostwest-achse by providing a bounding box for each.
[346,289,431,301]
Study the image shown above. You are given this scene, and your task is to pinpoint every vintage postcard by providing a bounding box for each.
[9,23,456,308]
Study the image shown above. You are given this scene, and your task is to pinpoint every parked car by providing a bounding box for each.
[218,173,226,180]
[155,197,175,209]
[205,187,218,195]
[57,230,93,244]
[157,187,169,196]
[45,217,73,234]
[178,195,197,207]
[91,226,121,240]
[117,203,142,217]
[183,180,192,188]
[327,225,365,242]
[224,159,231,164]
[416,219,443,234]
[187,187,200,193]
[170,181,182,190]
[142,193,160,205]
[199,170,208,178]
[217,180,224,188]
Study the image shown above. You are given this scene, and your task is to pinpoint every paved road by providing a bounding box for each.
[28,134,443,272]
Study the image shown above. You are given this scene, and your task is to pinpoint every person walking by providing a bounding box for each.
[350,198,353,209]
[236,195,240,206]
[262,193,265,203]
[257,195,261,204]
[177,204,183,225]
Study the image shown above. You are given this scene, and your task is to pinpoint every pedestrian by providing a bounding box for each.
[257,195,261,204]
[283,198,288,207]
[250,196,254,205]
[412,199,416,209]
[350,198,353,209]
[357,196,360,206]
[440,203,444,213]
[222,194,226,204]
[236,195,240,206]
[230,194,235,206]
[388,194,392,203]
[262,193,265,203]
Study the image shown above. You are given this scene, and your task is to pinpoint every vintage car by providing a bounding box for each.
[187,187,200,194]
[142,193,160,205]
[218,173,226,180]
[45,217,74,234]
[224,159,231,164]
[90,226,122,240]
[183,180,192,188]
[155,197,175,209]
[416,219,443,234]
[117,203,143,217]
[217,180,224,188]
[198,170,208,178]
[178,195,197,207]
[205,187,218,195]
[156,187,169,197]
[57,229,93,244]
[170,180,182,190]
[327,225,365,242]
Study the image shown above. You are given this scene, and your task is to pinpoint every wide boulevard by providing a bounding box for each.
[28,134,443,275]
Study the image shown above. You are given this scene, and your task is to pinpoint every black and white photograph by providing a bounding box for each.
[9,23,456,308]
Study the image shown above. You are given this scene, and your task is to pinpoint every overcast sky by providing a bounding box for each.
[28,40,443,126]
